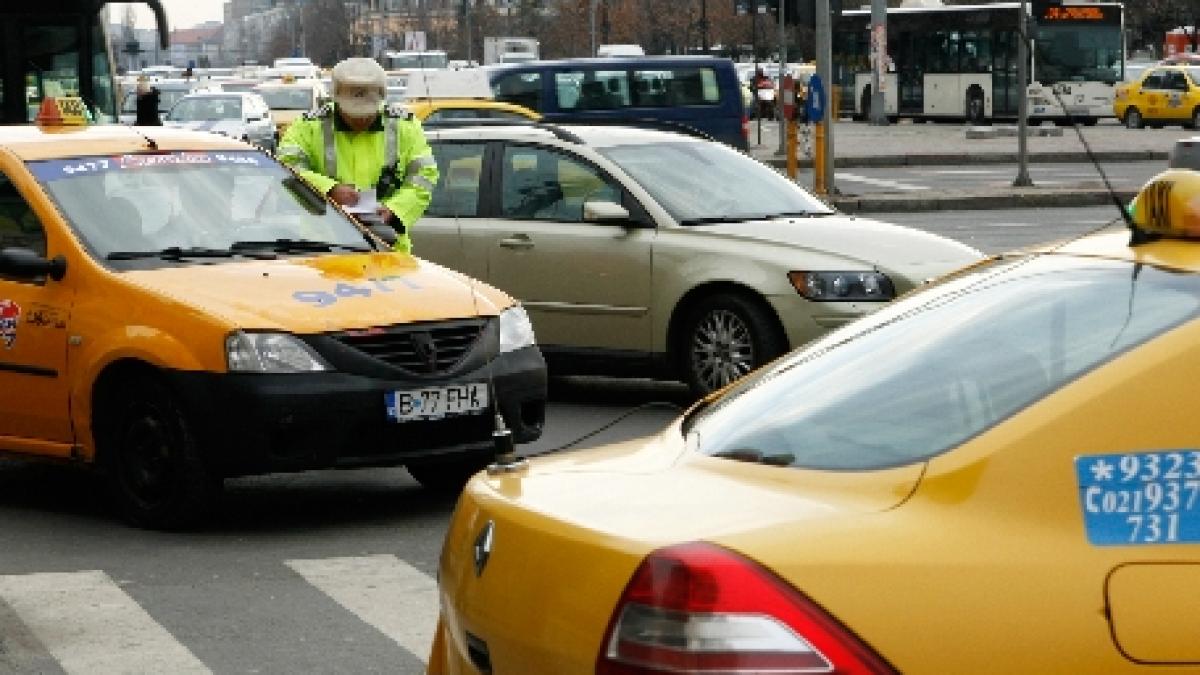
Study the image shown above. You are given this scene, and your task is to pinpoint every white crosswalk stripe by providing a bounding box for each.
[286,554,439,663]
[0,570,210,675]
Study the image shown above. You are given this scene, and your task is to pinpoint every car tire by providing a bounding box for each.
[1124,108,1143,129]
[680,293,788,398]
[407,454,492,494]
[101,375,219,529]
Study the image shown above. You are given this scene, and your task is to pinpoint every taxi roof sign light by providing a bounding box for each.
[35,97,89,127]
[1131,169,1200,240]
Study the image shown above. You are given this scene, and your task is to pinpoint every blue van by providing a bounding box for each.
[486,56,749,151]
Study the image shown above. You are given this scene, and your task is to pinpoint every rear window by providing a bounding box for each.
[688,256,1200,471]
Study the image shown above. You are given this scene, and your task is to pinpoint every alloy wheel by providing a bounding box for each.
[689,309,755,393]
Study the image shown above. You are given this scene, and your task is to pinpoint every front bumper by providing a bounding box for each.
[167,345,546,478]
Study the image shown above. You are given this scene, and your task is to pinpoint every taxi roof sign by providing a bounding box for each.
[1131,169,1200,239]
[35,97,88,127]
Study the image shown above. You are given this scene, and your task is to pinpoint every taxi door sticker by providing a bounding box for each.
[0,299,20,349]
[1076,451,1200,546]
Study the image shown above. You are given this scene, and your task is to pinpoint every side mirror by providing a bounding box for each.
[368,223,399,247]
[0,248,66,281]
[583,200,632,223]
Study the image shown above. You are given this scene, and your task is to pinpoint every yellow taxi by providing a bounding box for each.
[253,76,328,140]
[429,171,1200,672]
[0,99,547,529]
[1114,64,1200,129]
[402,98,540,125]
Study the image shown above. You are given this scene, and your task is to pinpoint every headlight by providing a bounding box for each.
[788,271,895,302]
[226,331,330,372]
[498,305,536,353]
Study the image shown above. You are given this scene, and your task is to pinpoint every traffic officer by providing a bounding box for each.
[277,57,437,254]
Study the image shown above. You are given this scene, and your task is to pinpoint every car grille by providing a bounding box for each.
[332,319,486,375]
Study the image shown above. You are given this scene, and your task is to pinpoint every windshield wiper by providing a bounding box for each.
[713,448,796,467]
[231,239,371,254]
[679,216,761,226]
[107,246,235,261]
[766,211,833,219]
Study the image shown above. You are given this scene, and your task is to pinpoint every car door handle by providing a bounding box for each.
[498,234,534,250]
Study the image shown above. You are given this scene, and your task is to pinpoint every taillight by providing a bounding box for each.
[741,114,749,139]
[596,542,896,675]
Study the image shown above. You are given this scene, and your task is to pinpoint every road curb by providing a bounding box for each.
[830,188,1139,213]
[760,150,1167,169]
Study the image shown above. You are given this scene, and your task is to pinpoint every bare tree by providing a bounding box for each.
[302,0,353,65]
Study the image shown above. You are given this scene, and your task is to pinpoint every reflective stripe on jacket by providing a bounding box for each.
[277,104,438,254]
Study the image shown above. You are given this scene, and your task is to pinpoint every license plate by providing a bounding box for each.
[385,383,488,422]
[1076,451,1200,546]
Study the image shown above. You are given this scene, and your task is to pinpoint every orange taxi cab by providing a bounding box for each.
[0,99,547,529]
[429,170,1200,672]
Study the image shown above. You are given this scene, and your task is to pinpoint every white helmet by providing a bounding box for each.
[332,57,386,117]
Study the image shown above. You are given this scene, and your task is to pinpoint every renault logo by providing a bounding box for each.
[411,331,438,372]
[473,520,494,577]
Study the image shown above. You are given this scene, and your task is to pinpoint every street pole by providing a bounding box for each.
[590,0,599,56]
[464,0,472,64]
[775,0,787,155]
[701,0,709,53]
[870,0,888,125]
[1014,3,1033,187]
[816,0,835,195]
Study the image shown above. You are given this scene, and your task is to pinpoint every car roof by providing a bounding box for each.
[426,122,708,148]
[0,124,253,161]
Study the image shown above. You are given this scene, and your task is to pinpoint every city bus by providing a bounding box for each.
[0,1,168,124]
[834,2,1124,125]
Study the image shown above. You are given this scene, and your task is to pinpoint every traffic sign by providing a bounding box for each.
[805,74,825,123]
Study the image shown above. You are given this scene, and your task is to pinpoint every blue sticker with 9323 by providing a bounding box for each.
[1076,451,1200,546]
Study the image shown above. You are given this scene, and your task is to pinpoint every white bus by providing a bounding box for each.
[834,2,1124,125]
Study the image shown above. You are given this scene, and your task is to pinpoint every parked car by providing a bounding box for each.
[1114,64,1200,129]
[429,173,1200,674]
[414,123,981,395]
[163,91,277,153]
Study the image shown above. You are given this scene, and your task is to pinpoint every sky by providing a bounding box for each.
[123,0,226,31]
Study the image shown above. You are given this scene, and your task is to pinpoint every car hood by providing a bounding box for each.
[164,119,251,137]
[121,252,508,333]
[437,422,924,670]
[699,215,983,285]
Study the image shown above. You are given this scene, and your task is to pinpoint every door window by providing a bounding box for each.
[0,173,46,262]
[1141,71,1165,89]
[427,143,486,218]
[556,70,631,110]
[492,71,542,111]
[500,145,619,222]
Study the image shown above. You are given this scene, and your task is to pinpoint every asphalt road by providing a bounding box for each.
[0,204,1134,674]
[816,162,1160,195]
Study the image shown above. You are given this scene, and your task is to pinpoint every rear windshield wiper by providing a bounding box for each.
[107,246,235,261]
[230,239,372,254]
[712,448,796,467]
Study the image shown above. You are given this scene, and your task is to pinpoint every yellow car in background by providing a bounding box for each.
[403,98,540,125]
[429,172,1200,672]
[254,77,327,140]
[1114,64,1200,129]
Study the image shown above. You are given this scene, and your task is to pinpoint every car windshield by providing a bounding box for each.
[28,151,374,263]
[686,255,1200,471]
[597,141,832,222]
[121,87,193,114]
[168,97,243,122]
[257,88,315,110]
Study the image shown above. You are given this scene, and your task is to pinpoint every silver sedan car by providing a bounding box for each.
[415,123,983,395]
[163,92,277,153]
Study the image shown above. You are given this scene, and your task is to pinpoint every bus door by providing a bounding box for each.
[991,28,1019,117]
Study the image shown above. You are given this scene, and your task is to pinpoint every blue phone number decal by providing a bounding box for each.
[29,151,263,182]
[293,276,421,307]
[1076,451,1200,546]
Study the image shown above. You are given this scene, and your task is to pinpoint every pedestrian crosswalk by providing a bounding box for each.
[0,555,441,674]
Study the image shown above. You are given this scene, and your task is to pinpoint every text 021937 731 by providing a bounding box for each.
[385,383,488,422]
[1076,451,1200,545]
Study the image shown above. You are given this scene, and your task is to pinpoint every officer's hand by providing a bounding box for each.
[329,184,359,206]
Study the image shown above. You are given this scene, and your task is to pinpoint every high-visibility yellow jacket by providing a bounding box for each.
[277,104,438,254]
